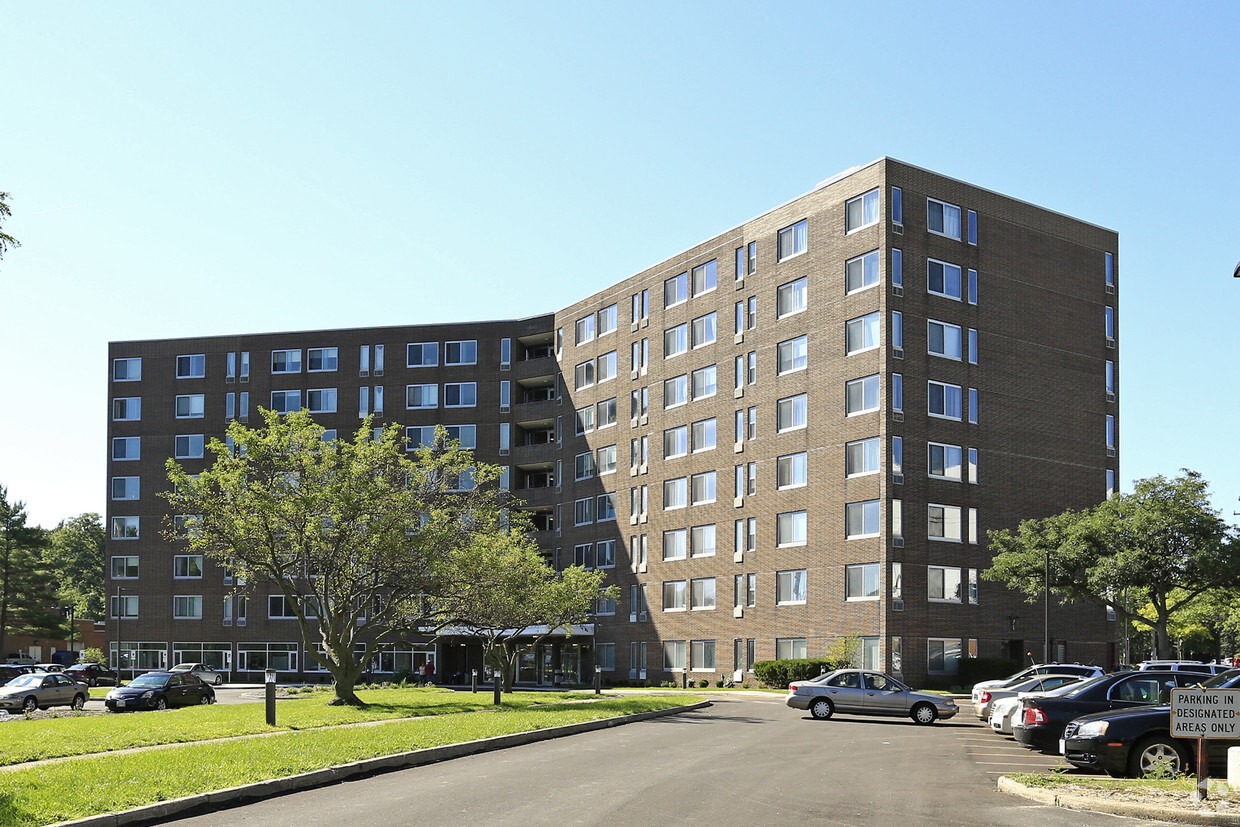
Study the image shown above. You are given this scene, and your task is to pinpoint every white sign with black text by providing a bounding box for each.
[1170,688,1240,739]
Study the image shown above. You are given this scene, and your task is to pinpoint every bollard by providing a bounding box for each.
[594,665,601,695]
[471,669,478,694]
[264,668,276,726]
[493,672,502,706]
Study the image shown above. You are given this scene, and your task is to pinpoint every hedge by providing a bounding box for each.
[753,658,850,689]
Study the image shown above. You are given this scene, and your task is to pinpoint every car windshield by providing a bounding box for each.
[170,664,194,671]
[127,674,169,688]
[5,675,42,688]
[1202,669,1240,689]
[1056,673,1114,698]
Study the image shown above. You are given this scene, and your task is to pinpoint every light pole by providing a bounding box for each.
[1043,550,1051,663]
[114,585,131,680]
[62,605,76,660]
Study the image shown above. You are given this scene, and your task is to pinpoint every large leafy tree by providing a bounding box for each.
[165,410,518,706]
[0,487,64,655]
[437,532,616,693]
[985,471,1240,658]
[0,191,19,262]
[44,514,107,619]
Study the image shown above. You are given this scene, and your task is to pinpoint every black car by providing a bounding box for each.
[1014,668,1216,753]
[1062,668,1240,777]
[64,663,118,687]
[103,671,215,711]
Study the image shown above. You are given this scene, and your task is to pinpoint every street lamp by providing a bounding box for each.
[1044,550,1050,663]
[62,605,76,660]
[264,668,277,726]
[114,585,132,680]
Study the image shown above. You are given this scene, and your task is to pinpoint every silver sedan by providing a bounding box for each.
[785,669,958,725]
[170,663,225,686]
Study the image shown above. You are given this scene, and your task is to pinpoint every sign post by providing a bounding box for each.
[1170,687,1240,802]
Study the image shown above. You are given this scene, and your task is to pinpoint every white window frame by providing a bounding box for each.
[775,393,807,432]
[845,188,879,233]
[776,510,807,547]
[443,382,477,408]
[776,570,807,605]
[406,384,438,410]
[775,452,808,490]
[845,312,880,355]
[844,437,879,478]
[845,375,880,416]
[927,258,963,300]
[776,335,807,375]
[444,340,478,366]
[777,219,808,262]
[845,250,880,294]
[927,380,963,420]
[928,503,963,543]
[776,277,807,318]
[407,342,439,367]
[928,566,963,603]
[845,563,880,601]
[271,350,302,374]
[845,500,880,539]
[927,197,962,240]
[927,442,963,481]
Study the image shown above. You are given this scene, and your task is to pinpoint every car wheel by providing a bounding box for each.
[71,694,86,710]
[911,703,938,725]
[22,696,37,713]
[1129,736,1188,778]
[154,696,168,711]
[199,692,211,705]
[809,698,834,720]
[213,675,223,686]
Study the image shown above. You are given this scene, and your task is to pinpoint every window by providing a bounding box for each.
[968,388,979,424]
[663,477,687,510]
[111,594,139,618]
[500,339,511,369]
[575,360,596,391]
[597,304,618,336]
[892,311,903,352]
[690,524,715,558]
[443,424,476,449]
[307,389,337,413]
[892,373,903,413]
[631,289,649,323]
[892,248,903,287]
[691,365,717,400]
[967,210,977,245]
[691,260,717,295]
[776,277,807,318]
[173,595,203,620]
[597,493,617,521]
[690,639,716,671]
[596,351,617,383]
[845,438,879,477]
[444,382,477,407]
[846,312,880,355]
[928,443,963,481]
[734,573,757,609]
[113,357,141,381]
[663,426,688,459]
[776,394,807,432]
[968,447,978,483]
[968,269,978,305]
[270,390,302,414]
[1106,252,1115,287]
[777,336,808,375]
[927,380,962,419]
[927,258,963,300]
[111,476,139,500]
[303,347,338,373]
[1106,414,1116,450]
[1106,360,1116,397]
[928,638,962,675]
[175,394,204,419]
[845,375,880,416]
[891,187,903,224]
[664,272,688,308]
[173,555,203,579]
[1105,306,1115,341]
[176,354,206,379]
[663,529,687,561]
[110,556,138,579]
[664,324,688,357]
[597,397,617,429]
[406,426,435,449]
[575,314,595,344]
[968,568,978,603]
[776,452,807,489]
[776,510,807,546]
[691,312,717,347]
[845,500,880,539]
[845,250,879,294]
[575,405,594,435]
[892,436,903,478]
[597,642,616,670]
[500,380,511,409]
[927,320,963,360]
[690,471,716,505]
[691,418,716,453]
[112,397,141,421]
[663,581,687,612]
[690,578,716,611]
[268,595,298,619]
[574,497,594,526]
[735,517,757,553]
[174,434,205,459]
[663,640,687,670]
[776,570,807,605]
[407,342,438,367]
[575,451,595,480]
[927,197,962,240]
[846,188,879,232]
[239,392,249,420]
[928,566,963,602]
[271,350,302,374]
[664,375,688,409]
[928,504,963,542]
[112,437,140,461]
[111,516,139,539]
[574,543,595,568]
[846,564,880,601]
[406,384,438,409]
[596,539,616,568]
[777,219,808,261]
[747,351,757,384]
[445,341,477,365]
[597,444,617,475]
[967,328,978,364]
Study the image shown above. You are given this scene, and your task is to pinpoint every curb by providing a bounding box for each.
[998,777,1240,825]
[50,700,712,826]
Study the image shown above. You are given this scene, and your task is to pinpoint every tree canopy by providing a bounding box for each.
[44,514,106,619]
[165,409,582,705]
[0,486,64,655]
[0,191,19,262]
[984,470,1240,659]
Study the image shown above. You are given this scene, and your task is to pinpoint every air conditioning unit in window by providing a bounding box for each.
[733,333,744,345]
[237,618,246,626]
[629,515,638,526]
[1107,447,1117,458]
[638,611,648,622]
[893,223,904,235]
[734,387,744,399]
[893,348,904,359]
[892,537,905,548]
[892,598,905,612]
[893,473,904,485]
[499,448,509,456]
[500,364,510,372]
[734,442,744,453]
[630,370,639,380]
[892,286,904,297]
[639,415,649,426]
[500,405,510,413]
[1106,393,1116,403]
[734,497,744,508]
[734,279,744,291]
[1105,283,1115,295]
[631,321,640,333]
[629,613,638,623]
[734,550,744,563]
[1106,339,1116,349]
[893,412,904,423]
[638,563,647,574]
[733,606,744,618]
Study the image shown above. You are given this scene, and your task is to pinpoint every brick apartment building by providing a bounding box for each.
[105,158,1120,687]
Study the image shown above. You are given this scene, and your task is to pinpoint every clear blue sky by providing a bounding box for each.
[2,1,1237,528]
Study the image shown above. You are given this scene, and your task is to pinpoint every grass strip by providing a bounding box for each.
[0,695,697,826]
[1008,772,1196,793]
[0,687,596,766]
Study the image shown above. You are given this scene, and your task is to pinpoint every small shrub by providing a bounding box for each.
[697,679,709,688]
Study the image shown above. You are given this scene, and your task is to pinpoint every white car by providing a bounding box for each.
[970,663,1104,706]
[990,679,1085,735]
[974,674,1083,720]
[169,662,224,686]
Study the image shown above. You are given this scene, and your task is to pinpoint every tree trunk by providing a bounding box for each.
[1153,617,1172,661]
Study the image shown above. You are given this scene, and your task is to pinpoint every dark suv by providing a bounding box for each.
[1015,668,1216,753]
[1061,668,1240,777]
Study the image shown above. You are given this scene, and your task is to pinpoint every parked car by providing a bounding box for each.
[104,671,215,711]
[0,673,88,712]
[785,668,958,724]
[170,662,224,686]
[32,663,64,673]
[974,674,1084,720]
[4,654,36,665]
[989,679,1086,735]
[970,663,1105,706]
[0,665,26,684]
[1015,669,1215,752]
[1061,668,1240,777]
[1136,660,1233,675]
[63,663,118,687]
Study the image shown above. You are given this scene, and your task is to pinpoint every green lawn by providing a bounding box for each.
[0,692,699,826]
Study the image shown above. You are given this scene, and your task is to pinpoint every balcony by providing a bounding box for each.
[513,354,557,384]
[514,398,557,426]
[510,441,556,467]
[511,485,556,509]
